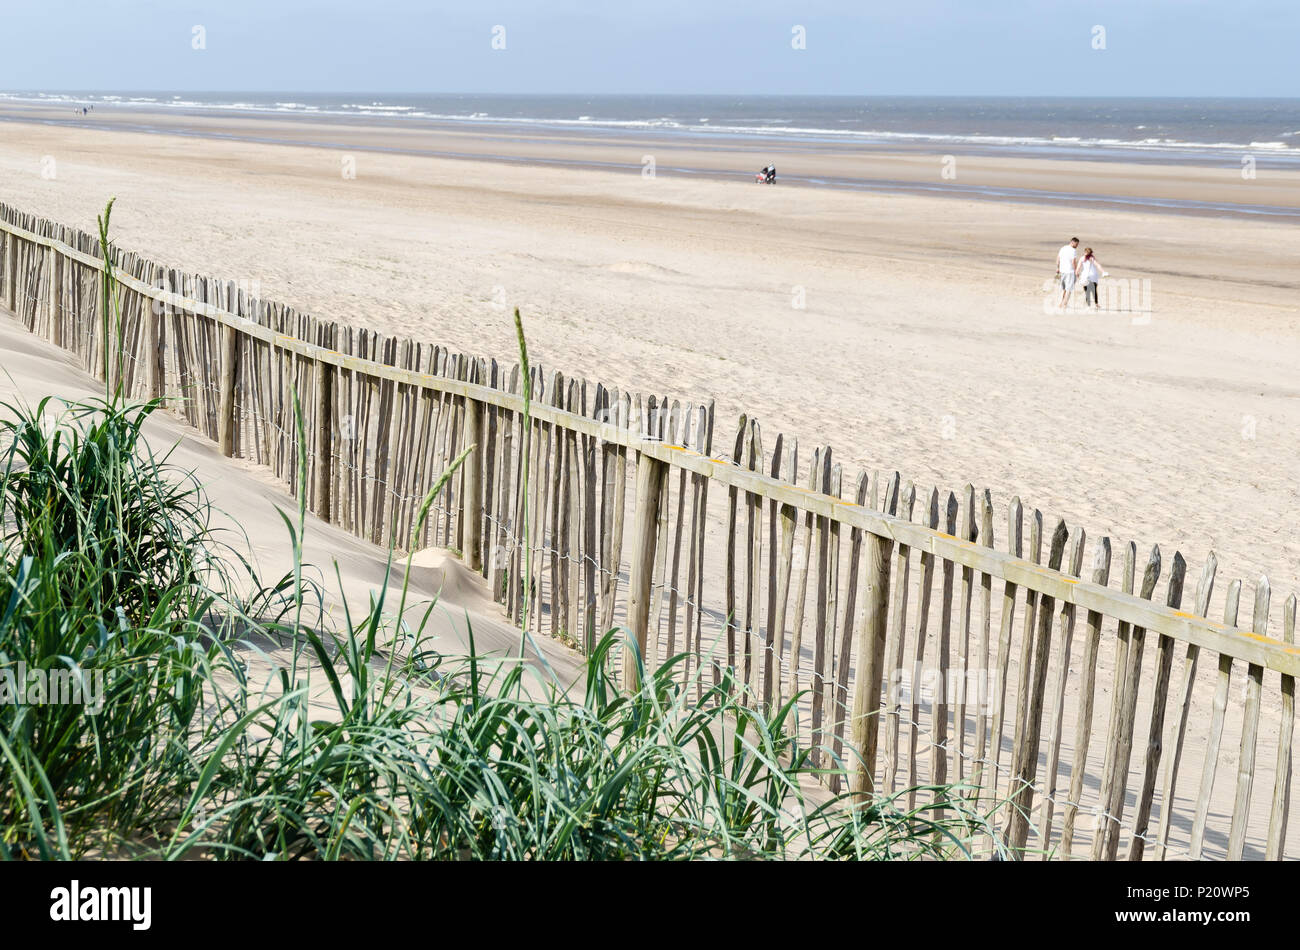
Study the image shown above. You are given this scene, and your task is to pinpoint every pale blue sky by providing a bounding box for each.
[2,0,1295,96]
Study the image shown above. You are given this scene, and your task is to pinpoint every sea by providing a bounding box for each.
[4,92,1299,217]
[5,91,1299,163]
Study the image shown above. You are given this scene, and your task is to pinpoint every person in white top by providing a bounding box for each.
[1074,247,1106,310]
[1055,237,1079,308]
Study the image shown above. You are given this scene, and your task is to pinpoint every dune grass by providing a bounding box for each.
[0,392,1005,860]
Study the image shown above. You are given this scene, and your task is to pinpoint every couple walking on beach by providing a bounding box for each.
[1055,236,1107,310]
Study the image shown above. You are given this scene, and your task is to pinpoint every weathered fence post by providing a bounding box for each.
[852,485,897,797]
[1227,577,1270,860]
[1006,518,1069,854]
[1266,593,1297,860]
[4,231,17,313]
[48,246,63,347]
[142,265,161,399]
[623,448,667,690]
[217,323,239,457]
[463,395,484,571]
[146,305,162,400]
[315,357,335,523]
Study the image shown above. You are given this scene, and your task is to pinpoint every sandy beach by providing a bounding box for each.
[3,98,1300,862]
[2,106,1296,608]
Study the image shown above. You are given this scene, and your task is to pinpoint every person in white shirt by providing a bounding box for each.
[1055,237,1079,308]
[1074,247,1106,310]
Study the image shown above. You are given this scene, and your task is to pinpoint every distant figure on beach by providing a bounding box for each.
[1055,237,1079,308]
[1074,247,1107,310]
[82,107,87,116]
[756,164,776,184]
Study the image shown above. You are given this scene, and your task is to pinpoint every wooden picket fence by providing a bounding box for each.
[1,202,1296,861]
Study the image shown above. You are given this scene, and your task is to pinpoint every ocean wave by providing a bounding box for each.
[341,103,414,112]
[1,91,1296,155]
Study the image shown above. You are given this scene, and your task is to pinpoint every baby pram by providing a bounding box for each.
[755,165,776,184]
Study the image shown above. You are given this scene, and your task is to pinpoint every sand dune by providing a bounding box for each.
[0,314,589,693]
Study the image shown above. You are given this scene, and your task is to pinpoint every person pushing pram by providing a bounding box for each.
[755,164,776,184]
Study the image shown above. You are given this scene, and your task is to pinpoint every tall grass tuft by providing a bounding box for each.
[0,396,235,857]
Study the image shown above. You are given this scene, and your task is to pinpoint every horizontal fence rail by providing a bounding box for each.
[1,203,1295,860]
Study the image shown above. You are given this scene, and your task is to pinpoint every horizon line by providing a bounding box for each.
[5,88,1300,100]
